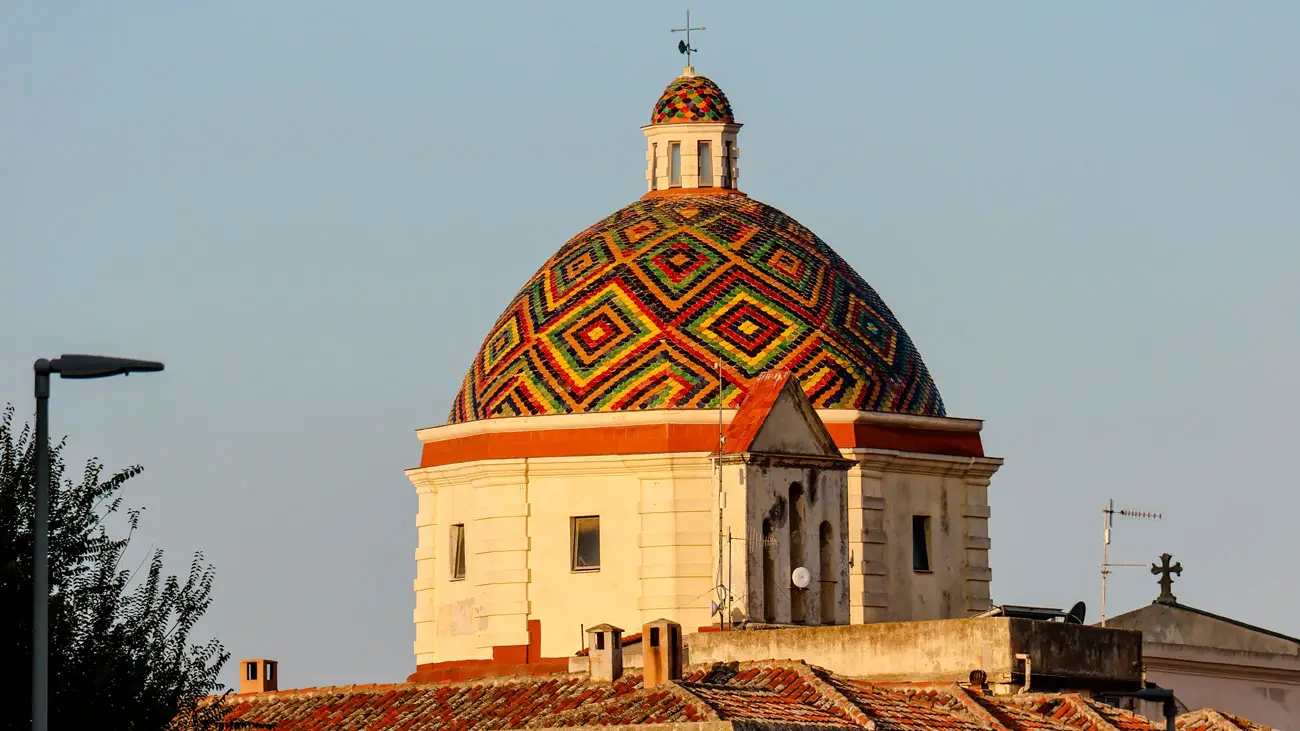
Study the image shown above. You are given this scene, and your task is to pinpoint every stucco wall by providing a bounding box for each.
[723,459,849,626]
[1107,604,1300,657]
[846,451,998,625]
[689,619,1142,688]
[410,453,718,664]
[1145,665,1298,731]
[643,121,740,192]
[528,456,650,658]
[409,410,1002,667]
[412,464,490,665]
[1105,604,1300,730]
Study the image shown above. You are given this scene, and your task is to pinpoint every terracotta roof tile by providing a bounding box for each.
[975,694,1095,731]
[210,661,1279,731]
[1079,698,1163,731]
[829,679,988,731]
[1177,708,1277,731]
[722,370,792,454]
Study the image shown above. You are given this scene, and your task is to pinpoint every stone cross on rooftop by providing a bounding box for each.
[1151,552,1183,605]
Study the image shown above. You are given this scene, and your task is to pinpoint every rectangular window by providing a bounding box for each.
[265,662,274,681]
[912,515,931,572]
[650,627,660,647]
[651,143,658,190]
[246,662,257,681]
[669,142,682,187]
[722,141,733,188]
[571,516,601,571]
[450,524,466,580]
[698,141,713,186]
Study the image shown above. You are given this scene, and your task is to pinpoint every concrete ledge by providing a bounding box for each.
[688,618,1142,690]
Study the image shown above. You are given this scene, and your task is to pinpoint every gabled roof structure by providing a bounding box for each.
[722,370,841,457]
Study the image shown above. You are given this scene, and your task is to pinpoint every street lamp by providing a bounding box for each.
[31,355,164,731]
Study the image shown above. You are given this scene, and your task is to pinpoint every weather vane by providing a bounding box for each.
[671,9,706,68]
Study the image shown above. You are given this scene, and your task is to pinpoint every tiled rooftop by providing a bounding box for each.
[1177,709,1276,731]
[211,661,1277,731]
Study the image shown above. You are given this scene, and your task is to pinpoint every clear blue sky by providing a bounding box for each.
[3,2,1297,688]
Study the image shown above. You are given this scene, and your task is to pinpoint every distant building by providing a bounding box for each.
[404,62,1002,684]
[1105,566,1300,731]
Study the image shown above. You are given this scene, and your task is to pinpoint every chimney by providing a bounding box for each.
[585,624,623,683]
[239,658,279,694]
[642,618,682,688]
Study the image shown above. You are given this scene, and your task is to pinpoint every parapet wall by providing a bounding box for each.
[688,618,1142,691]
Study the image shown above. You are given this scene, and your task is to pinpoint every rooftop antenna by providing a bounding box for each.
[724,526,776,628]
[714,359,728,628]
[1100,498,1163,626]
[671,9,706,71]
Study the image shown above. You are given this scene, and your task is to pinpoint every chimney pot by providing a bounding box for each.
[642,618,682,688]
[239,658,279,694]
[585,624,623,683]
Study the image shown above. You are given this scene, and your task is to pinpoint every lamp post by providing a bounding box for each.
[31,355,164,731]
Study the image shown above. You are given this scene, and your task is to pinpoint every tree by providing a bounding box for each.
[0,405,230,730]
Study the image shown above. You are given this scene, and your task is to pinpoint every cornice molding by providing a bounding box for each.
[1144,654,1300,683]
[417,409,985,444]
[843,449,1004,478]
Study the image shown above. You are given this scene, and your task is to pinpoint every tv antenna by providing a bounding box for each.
[719,526,776,629]
[1100,498,1163,626]
[671,9,706,68]
[713,360,728,630]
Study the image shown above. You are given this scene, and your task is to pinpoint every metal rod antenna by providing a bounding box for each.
[1101,498,1114,626]
[714,359,725,622]
[726,527,733,628]
[1100,498,1164,626]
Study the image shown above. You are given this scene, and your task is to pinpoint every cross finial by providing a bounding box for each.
[1151,552,1183,605]
[671,9,706,72]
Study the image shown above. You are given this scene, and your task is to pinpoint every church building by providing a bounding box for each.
[404,64,1004,682]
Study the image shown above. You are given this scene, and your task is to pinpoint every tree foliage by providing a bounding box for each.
[0,405,230,730]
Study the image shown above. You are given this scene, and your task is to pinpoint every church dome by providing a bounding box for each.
[449,191,945,423]
[651,74,735,125]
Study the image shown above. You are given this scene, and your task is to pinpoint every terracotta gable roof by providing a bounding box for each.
[219,672,708,730]
[831,680,989,731]
[211,661,1279,731]
[684,664,858,728]
[723,370,791,454]
[992,695,1139,731]
[722,370,839,456]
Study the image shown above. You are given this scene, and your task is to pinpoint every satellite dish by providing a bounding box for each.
[678,40,689,54]
[710,600,720,617]
[1065,601,1087,625]
[791,567,811,589]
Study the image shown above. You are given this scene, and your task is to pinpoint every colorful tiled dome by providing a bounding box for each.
[651,74,735,125]
[449,193,945,423]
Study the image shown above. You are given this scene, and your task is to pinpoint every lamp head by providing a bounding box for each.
[51,354,164,379]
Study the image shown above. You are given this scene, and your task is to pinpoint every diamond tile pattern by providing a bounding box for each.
[450,193,945,423]
[213,661,1276,731]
